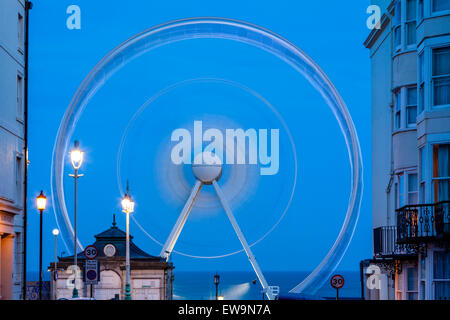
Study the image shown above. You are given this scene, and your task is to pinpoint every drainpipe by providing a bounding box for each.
[22,0,33,300]
[360,261,365,300]
[388,7,395,228]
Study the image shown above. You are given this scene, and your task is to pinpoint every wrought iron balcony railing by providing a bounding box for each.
[373,226,417,257]
[396,201,450,244]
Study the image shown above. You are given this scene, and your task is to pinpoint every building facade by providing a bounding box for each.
[50,216,174,300]
[0,0,28,300]
[363,0,450,300]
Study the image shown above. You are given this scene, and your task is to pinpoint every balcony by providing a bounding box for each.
[374,226,397,256]
[373,226,416,258]
[396,201,450,244]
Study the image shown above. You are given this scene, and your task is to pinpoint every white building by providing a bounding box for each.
[363,0,450,300]
[0,0,29,300]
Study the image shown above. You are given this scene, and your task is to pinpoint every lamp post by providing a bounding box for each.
[69,140,83,298]
[52,228,59,300]
[36,191,47,300]
[214,273,220,300]
[121,182,135,300]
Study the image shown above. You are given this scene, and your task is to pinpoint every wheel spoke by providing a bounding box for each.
[160,180,203,260]
[212,180,274,300]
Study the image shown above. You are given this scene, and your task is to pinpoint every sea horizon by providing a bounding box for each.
[27,270,362,300]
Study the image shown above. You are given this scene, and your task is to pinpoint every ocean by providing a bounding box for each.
[173,271,362,300]
[28,270,362,300]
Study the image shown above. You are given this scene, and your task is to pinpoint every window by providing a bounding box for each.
[15,155,22,204]
[433,251,450,300]
[406,0,417,46]
[432,47,450,107]
[399,174,405,207]
[432,0,450,13]
[418,0,424,19]
[393,0,418,52]
[408,173,418,204]
[395,182,399,209]
[394,1,402,50]
[407,267,418,300]
[17,13,24,51]
[394,26,402,50]
[407,87,417,125]
[395,86,418,129]
[420,255,426,300]
[397,172,418,207]
[418,53,425,113]
[420,147,426,202]
[433,144,450,202]
[396,268,403,300]
[395,90,402,129]
[17,74,23,121]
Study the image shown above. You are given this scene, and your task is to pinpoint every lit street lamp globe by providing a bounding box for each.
[36,191,47,211]
[70,140,84,170]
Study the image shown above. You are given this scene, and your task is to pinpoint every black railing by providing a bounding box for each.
[373,226,417,257]
[396,201,450,244]
[374,226,397,256]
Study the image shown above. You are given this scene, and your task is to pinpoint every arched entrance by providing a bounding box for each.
[94,270,121,300]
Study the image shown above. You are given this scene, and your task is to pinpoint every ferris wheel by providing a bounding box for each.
[51,18,363,300]
[160,151,278,299]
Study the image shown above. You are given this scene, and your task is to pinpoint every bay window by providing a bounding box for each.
[432,0,450,13]
[394,86,418,129]
[406,0,417,46]
[418,0,424,19]
[408,173,419,204]
[433,144,450,202]
[394,1,402,51]
[397,172,419,207]
[433,251,450,300]
[392,0,418,52]
[418,52,425,113]
[399,174,405,207]
[395,89,402,129]
[407,87,417,126]
[432,46,450,107]
[420,147,426,203]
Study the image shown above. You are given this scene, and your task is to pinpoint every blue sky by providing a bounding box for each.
[27,0,373,277]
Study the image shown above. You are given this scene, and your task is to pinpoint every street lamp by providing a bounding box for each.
[214,273,220,300]
[36,191,47,300]
[69,140,84,298]
[52,229,59,300]
[121,182,135,300]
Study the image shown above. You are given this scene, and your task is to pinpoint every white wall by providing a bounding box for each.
[370,20,394,229]
[0,0,26,300]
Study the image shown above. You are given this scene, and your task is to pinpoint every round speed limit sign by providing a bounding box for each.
[84,245,98,260]
[330,274,344,289]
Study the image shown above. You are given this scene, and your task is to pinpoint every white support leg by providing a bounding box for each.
[160,180,203,260]
[212,180,274,300]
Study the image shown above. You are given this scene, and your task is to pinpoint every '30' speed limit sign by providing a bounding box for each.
[330,274,345,289]
[84,245,98,260]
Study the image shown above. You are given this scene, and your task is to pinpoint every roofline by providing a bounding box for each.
[364,13,391,49]
[364,0,396,49]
